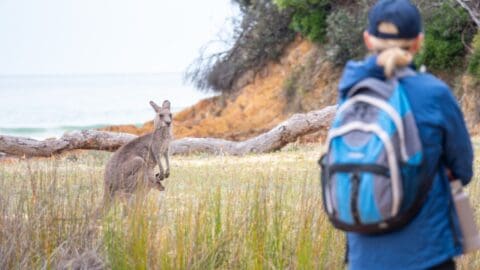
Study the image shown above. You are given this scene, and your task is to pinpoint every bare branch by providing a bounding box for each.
[455,0,480,27]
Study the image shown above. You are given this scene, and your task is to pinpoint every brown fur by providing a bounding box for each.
[102,100,173,209]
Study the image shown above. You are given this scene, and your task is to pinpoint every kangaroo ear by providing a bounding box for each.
[150,101,161,112]
[162,100,171,110]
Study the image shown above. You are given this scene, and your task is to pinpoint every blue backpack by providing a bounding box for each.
[319,69,428,234]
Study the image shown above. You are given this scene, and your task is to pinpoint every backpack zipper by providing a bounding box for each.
[351,172,361,224]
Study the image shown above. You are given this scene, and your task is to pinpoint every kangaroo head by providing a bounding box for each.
[150,100,172,129]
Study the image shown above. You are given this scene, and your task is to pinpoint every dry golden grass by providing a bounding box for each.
[0,140,478,269]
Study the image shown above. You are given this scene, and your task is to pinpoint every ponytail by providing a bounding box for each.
[377,47,413,78]
[367,34,417,78]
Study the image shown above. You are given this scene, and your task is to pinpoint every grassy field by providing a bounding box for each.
[0,141,479,269]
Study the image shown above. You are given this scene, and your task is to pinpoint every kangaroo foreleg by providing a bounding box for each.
[156,159,164,181]
[151,148,165,181]
[164,152,170,178]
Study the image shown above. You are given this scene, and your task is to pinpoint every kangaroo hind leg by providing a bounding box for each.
[122,156,149,193]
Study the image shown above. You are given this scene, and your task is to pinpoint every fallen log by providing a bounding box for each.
[0,106,336,157]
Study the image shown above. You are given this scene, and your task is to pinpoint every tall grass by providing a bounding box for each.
[0,142,478,269]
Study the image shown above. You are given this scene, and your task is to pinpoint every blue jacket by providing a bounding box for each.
[338,55,474,270]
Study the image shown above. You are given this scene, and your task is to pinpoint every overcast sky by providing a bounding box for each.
[0,0,236,75]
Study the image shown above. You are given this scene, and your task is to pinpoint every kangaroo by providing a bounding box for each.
[103,100,173,208]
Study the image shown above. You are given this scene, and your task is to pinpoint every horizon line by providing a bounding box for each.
[0,71,186,79]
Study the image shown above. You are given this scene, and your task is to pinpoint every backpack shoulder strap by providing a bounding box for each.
[347,67,417,99]
[348,78,394,99]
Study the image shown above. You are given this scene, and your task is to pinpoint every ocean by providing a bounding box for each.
[0,73,213,140]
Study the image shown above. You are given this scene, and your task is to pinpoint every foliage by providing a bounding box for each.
[278,0,477,68]
[186,0,295,93]
[274,0,331,43]
[325,1,369,65]
[468,31,480,78]
[415,1,475,70]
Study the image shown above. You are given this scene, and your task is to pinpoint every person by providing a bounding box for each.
[337,0,474,269]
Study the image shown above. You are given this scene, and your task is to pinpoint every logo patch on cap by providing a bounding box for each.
[378,22,399,35]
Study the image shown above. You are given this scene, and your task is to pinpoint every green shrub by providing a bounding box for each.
[415,1,474,70]
[274,0,331,43]
[325,1,369,65]
[468,31,480,78]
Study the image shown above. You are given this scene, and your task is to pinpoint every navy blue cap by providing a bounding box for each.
[368,0,422,39]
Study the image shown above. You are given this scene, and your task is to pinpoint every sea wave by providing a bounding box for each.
[0,124,143,140]
[0,73,214,140]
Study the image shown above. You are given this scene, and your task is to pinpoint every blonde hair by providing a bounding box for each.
[368,23,419,78]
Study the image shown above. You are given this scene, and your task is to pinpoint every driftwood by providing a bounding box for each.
[0,106,336,158]
[456,0,480,27]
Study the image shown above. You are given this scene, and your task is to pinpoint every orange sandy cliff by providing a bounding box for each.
[103,38,341,141]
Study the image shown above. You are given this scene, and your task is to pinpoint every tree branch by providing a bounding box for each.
[456,0,480,27]
[0,106,337,157]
